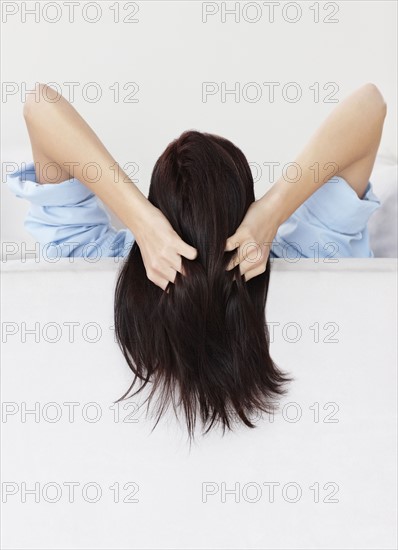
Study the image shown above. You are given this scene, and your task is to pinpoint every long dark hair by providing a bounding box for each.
[114,130,290,437]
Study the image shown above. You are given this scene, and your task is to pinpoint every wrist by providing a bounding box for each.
[258,185,288,228]
[128,194,156,237]
[108,165,155,237]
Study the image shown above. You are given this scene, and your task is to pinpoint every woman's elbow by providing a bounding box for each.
[23,83,60,120]
[361,83,387,118]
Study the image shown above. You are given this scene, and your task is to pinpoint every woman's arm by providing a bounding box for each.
[23,83,197,289]
[226,83,387,277]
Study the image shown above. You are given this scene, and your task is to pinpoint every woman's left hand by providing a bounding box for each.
[224,195,282,281]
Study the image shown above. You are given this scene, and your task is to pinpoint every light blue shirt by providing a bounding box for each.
[6,162,381,260]
[7,163,134,260]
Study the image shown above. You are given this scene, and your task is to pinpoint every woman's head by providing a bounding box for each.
[114,130,289,437]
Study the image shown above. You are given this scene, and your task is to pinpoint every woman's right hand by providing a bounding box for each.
[134,202,198,291]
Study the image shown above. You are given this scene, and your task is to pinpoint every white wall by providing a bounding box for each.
[1,0,397,254]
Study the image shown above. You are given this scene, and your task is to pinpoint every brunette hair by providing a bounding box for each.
[114,130,290,437]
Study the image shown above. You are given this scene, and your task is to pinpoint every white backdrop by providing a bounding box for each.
[1,0,397,251]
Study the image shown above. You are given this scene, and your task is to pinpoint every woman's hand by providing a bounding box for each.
[134,202,198,290]
[225,195,282,281]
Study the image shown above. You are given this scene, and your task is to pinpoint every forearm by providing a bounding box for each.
[23,83,151,235]
[260,83,387,226]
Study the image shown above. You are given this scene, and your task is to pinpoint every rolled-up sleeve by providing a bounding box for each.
[6,162,135,259]
[271,176,381,259]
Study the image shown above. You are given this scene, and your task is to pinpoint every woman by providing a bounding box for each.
[7,83,386,436]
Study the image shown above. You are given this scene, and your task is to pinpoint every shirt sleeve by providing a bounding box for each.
[5,162,135,259]
[270,176,381,260]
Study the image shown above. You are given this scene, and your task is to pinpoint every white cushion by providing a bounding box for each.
[1,258,397,550]
[368,157,398,257]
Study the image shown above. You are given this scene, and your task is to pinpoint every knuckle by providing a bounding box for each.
[241,227,254,241]
[147,267,158,281]
[151,258,161,272]
[160,243,172,259]
[166,233,175,247]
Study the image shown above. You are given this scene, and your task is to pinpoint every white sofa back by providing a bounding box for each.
[1,257,397,549]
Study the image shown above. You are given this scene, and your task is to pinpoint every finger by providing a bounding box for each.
[153,267,178,291]
[172,262,187,277]
[170,253,190,277]
[225,239,260,270]
[243,265,266,282]
[233,241,266,273]
[240,254,269,280]
[241,256,264,276]
[226,239,259,270]
[164,265,178,284]
[178,241,197,261]
[225,234,240,251]
[226,251,240,271]
[152,275,169,291]
[169,254,183,274]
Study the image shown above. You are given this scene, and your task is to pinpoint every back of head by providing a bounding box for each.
[114,130,289,437]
